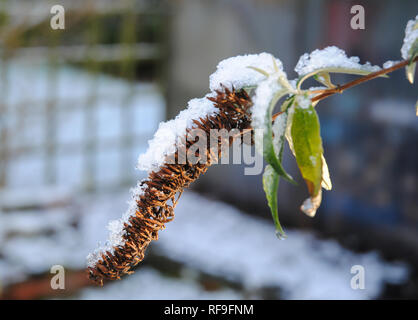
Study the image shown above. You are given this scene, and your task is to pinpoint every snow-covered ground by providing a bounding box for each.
[155,192,409,299]
[77,267,244,300]
[0,189,409,299]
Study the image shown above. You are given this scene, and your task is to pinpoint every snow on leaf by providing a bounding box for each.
[300,189,322,218]
[295,46,381,77]
[251,76,282,130]
[251,76,294,183]
[401,15,418,60]
[401,15,418,84]
[295,94,311,110]
[295,46,381,90]
[272,109,288,155]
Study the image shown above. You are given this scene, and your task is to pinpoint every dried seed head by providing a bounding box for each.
[87,88,253,285]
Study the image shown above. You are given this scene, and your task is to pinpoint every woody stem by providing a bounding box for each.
[271,56,417,120]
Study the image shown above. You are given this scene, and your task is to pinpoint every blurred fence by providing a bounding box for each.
[0,0,170,192]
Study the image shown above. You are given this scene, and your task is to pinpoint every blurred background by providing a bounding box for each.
[0,0,417,299]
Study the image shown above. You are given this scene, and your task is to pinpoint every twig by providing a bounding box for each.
[311,57,416,102]
[241,57,417,135]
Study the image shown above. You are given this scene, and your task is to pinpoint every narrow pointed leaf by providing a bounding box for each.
[406,35,418,83]
[263,164,286,238]
[407,63,416,83]
[314,72,335,88]
[406,53,417,84]
[321,154,332,190]
[263,91,295,183]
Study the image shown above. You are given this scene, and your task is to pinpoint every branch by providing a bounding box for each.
[243,57,417,132]
[271,57,417,121]
[311,57,417,102]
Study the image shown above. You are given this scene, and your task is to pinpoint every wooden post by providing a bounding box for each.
[0,57,9,188]
[119,0,136,187]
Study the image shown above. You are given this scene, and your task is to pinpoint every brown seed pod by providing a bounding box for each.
[87,87,253,285]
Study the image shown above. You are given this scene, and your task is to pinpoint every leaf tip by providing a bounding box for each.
[300,198,317,217]
[406,62,416,84]
[300,190,322,218]
[415,99,418,116]
[275,228,287,240]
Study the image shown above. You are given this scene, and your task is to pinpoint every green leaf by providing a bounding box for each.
[314,72,335,88]
[291,97,323,197]
[263,91,295,184]
[262,95,293,238]
[415,99,418,117]
[406,26,418,83]
[406,63,416,83]
[262,165,286,239]
[406,51,417,84]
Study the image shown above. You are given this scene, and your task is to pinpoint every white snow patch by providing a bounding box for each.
[401,15,418,60]
[251,76,282,130]
[272,111,287,153]
[209,53,284,91]
[289,79,298,90]
[136,94,217,173]
[301,197,314,213]
[383,60,401,69]
[295,94,311,109]
[295,46,381,77]
[86,182,147,267]
[309,155,317,166]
